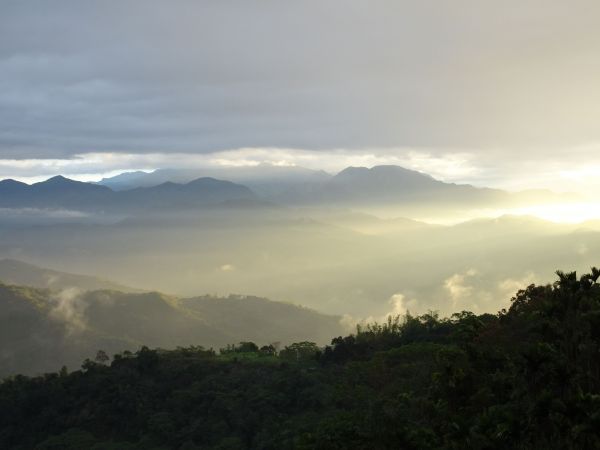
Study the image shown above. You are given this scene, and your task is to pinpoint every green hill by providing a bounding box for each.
[0,282,343,377]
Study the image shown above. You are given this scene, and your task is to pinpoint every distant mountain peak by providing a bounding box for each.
[33,175,87,189]
[186,176,234,186]
[330,165,441,192]
[41,175,73,184]
[145,177,249,191]
[0,179,29,193]
[32,176,113,193]
[336,165,434,179]
[151,181,179,189]
[98,170,150,183]
[0,178,28,186]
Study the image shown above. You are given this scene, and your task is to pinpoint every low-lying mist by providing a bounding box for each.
[2,202,599,322]
[0,208,122,227]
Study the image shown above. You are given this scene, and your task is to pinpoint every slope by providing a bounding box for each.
[0,281,344,377]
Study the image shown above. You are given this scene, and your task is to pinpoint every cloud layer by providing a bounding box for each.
[2,1,600,165]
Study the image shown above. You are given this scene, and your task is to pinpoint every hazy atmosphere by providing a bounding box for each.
[1,2,600,448]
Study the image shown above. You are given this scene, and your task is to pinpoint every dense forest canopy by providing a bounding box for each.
[1,268,600,449]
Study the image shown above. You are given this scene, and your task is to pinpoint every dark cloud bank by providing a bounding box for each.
[1,0,600,162]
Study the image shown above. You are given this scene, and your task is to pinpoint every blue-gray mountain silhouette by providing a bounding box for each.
[98,164,575,206]
[0,176,257,212]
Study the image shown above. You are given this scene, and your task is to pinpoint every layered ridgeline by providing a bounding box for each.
[98,165,332,202]
[0,261,343,377]
[0,259,137,293]
[98,164,576,208]
[1,269,599,449]
[0,165,575,216]
[0,175,259,213]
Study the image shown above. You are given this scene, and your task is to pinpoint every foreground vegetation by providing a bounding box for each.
[1,269,600,449]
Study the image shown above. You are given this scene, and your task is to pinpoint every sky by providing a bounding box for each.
[2,1,600,192]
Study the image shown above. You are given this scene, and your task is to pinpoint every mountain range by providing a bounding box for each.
[97,165,331,201]
[0,175,257,213]
[0,165,577,217]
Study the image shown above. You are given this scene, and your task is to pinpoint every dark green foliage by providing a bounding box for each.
[1,269,600,449]
[279,342,319,362]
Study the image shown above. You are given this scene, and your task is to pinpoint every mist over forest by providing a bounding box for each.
[1,163,599,381]
[3,1,600,448]
[1,165,598,324]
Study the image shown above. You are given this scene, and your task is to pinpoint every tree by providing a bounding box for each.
[94,350,109,365]
[279,341,319,361]
[259,344,276,356]
[236,341,259,353]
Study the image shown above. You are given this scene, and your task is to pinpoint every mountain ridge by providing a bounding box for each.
[0,276,344,377]
[97,164,577,208]
[0,176,257,213]
[0,258,139,293]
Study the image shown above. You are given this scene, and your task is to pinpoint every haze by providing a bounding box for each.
[1,0,600,373]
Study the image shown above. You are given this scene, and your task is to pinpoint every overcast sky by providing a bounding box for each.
[2,1,600,191]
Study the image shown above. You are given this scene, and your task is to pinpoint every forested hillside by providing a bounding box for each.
[0,282,342,377]
[1,269,599,449]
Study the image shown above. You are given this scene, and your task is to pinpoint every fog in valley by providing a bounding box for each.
[2,165,599,329]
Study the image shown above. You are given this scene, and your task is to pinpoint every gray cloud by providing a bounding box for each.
[1,1,600,162]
